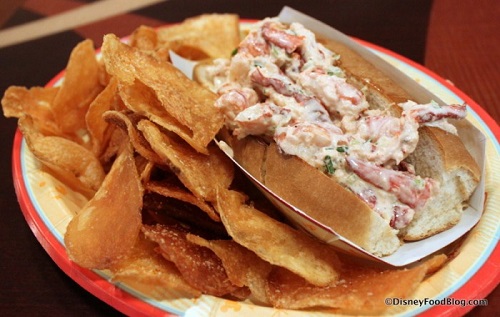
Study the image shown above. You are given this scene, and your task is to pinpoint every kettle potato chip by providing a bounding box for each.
[64,142,143,269]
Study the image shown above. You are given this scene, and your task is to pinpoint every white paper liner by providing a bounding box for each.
[171,7,486,266]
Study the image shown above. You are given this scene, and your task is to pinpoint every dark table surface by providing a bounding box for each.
[0,0,498,316]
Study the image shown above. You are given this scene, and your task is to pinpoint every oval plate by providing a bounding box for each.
[12,38,500,316]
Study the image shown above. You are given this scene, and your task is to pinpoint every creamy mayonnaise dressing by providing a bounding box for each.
[205,18,466,230]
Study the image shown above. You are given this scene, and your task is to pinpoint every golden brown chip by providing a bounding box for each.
[157,14,241,59]
[52,39,104,135]
[64,141,143,269]
[138,119,234,202]
[142,223,244,297]
[116,79,202,153]
[146,180,220,222]
[158,42,210,61]
[85,77,119,159]
[142,189,228,240]
[135,155,156,183]
[103,110,163,165]
[129,25,159,51]
[101,34,223,153]
[1,86,61,136]
[187,234,272,304]
[216,189,341,287]
[110,231,201,299]
[98,125,128,165]
[19,115,105,194]
[266,254,448,313]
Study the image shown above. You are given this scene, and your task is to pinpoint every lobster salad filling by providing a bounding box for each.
[205,18,467,231]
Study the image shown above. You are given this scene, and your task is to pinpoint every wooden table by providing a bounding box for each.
[425,3,500,317]
[0,1,498,316]
[426,0,500,124]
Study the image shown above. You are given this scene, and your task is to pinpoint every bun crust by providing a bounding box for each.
[320,38,411,106]
[402,126,481,240]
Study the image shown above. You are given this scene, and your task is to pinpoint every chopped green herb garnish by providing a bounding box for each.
[326,66,344,77]
[336,146,348,153]
[231,48,238,56]
[324,155,336,175]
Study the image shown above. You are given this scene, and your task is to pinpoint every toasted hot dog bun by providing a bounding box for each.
[196,22,480,256]
[321,38,481,241]
[220,130,401,256]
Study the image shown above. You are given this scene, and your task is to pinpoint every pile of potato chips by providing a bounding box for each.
[1,14,447,314]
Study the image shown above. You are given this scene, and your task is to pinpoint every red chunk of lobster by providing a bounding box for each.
[250,68,312,104]
[356,188,414,229]
[251,69,291,96]
[346,156,436,209]
[390,205,415,229]
[261,22,303,53]
[408,103,467,124]
[238,30,269,56]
